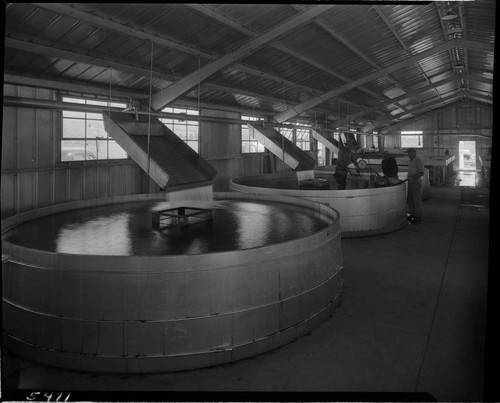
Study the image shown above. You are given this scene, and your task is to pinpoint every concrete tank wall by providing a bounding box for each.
[2,192,342,373]
[230,172,409,237]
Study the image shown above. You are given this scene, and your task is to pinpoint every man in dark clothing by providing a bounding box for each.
[381,152,399,185]
[334,139,360,190]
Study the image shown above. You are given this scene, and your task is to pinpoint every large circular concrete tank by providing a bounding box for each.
[230,172,408,237]
[2,192,342,373]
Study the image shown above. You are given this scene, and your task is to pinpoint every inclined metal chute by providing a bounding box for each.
[311,128,340,155]
[247,122,317,171]
[103,111,217,190]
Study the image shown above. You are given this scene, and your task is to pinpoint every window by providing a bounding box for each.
[296,124,311,151]
[401,131,423,148]
[61,97,129,161]
[278,122,311,151]
[317,142,326,166]
[242,115,265,153]
[278,126,294,142]
[160,107,199,153]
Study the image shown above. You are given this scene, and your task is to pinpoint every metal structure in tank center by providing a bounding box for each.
[152,206,213,229]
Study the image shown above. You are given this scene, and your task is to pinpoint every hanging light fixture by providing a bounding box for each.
[441,8,458,21]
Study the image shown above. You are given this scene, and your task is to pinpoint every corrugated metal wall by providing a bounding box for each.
[3,84,491,218]
[1,85,155,219]
[200,108,292,191]
[1,86,287,217]
[383,105,493,169]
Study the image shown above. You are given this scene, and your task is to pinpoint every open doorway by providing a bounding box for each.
[458,140,476,170]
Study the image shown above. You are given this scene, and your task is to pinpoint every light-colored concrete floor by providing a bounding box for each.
[1,181,492,402]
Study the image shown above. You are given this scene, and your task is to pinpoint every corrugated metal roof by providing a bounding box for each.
[3,2,495,131]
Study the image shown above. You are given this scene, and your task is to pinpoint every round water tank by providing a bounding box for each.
[2,192,342,373]
[230,172,408,237]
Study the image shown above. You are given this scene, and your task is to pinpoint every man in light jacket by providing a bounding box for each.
[406,148,425,224]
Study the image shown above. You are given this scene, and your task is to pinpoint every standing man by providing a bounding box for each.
[334,139,360,190]
[406,148,425,224]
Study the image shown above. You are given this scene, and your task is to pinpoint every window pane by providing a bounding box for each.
[87,100,108,106]
[401,135,423,148]
[62,97,85,104]
[242,127,250,140]
[63,110,85,118]
[61,140,86,161]
[63,119,86,138]
[108,141,128,159]
[86,112,103,120]
[83,141,99,160]
[187,126,198,140]
[86,120,107,138]
[110,102,127,108]
[187,141,199,153]
[296,129,310,141]
[61,95,128,162]
[85,140,111,160]
[173,125,187,139]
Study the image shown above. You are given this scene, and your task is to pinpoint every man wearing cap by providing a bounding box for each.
[406,148,425,223]
[334,138,360,190]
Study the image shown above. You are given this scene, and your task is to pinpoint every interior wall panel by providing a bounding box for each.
[1,174,16,218]
[68,168,82,202]
[18,172,34,213]
[2,106,17,171]
[53,169,67,206]
[1,85,164,219]
[35,109,54,168]
[36,171,52,209]
[83,166,98,200]
[17,108,36,170]
[98,166,110,198]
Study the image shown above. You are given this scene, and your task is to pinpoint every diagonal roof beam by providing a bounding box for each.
[273,39,494,123]
[5,37,338,118]
[312,9,410,110]
[150,5,333,110]
[187,4,389,118]
[30,3,361,117]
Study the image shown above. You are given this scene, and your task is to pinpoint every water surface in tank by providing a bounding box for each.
[3,200,329,256]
